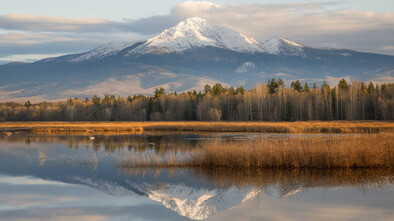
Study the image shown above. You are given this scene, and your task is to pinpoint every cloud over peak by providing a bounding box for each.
[0,14,111,32]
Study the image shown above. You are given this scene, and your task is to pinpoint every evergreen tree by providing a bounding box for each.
[235,86,245,95]
[283,101,292,121]
[367,82,375,95]
[381,84,387,95]
[338,78,349,91]
[304,82,310,92]
[268,78,279,94]
[278,78,285,88]
[92,94,101,105]
[127,95,133,103]
[204,84,212,94]
[212,83,224,96]
[154,88,165,98]
[321,81,330,90]
[24,100,31,109]
[360,82,368,94]
[293,80,303,92]
[228,86,235,95]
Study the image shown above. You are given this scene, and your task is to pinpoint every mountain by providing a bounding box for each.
[0,17,393,102]
[260,36,306,57]
[129,183,263,220]
[130,182,303,220]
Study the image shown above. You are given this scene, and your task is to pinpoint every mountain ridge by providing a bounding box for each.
[42,17,309,64]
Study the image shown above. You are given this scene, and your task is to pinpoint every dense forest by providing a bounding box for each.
[1,79,393,121]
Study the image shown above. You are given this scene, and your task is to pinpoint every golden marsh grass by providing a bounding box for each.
[120,134,394,169]
[121,167,393,188]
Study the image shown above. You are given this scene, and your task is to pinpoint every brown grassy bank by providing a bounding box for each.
[120,134,394,169]
[1,121,394,134]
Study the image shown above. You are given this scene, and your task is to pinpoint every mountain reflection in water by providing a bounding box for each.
[0,133,393,221]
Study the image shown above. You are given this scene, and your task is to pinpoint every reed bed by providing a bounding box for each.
[194,168,393,187]
[121,149,192,168]
[120,167,393,188]
[1,121,393,134]
[120,134,394,169]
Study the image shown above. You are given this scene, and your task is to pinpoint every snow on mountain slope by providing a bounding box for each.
[127,182,263,220]
[260,36,306,57]
[128,17,262,55]
[69,41,136,62]
[125,181,305,220]
[264,183,303,199]
[235,62,256,73]
[72,177,137,197]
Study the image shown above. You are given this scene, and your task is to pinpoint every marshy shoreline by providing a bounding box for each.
[1,121,394,134]
[2,121,393,169]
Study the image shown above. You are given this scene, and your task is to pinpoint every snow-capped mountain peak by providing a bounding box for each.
[64,18,308,62]
[129,17,261,54]
[54,18,309,64]
[272,36,303,47]
[131,182,263,220]
[260,36,306,57]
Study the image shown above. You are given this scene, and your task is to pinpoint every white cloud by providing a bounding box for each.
[324,76,352,87]
[168,1,394,54]
[170,1,394,40]
[0,14,109,32]
[369,74,394,85]
[0,32,77,45]
[380,45,394,50]
[0,175,71,186]
[0,53,68,63]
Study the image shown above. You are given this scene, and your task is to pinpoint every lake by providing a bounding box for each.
[0,133,393,221]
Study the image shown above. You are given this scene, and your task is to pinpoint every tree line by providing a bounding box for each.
[1,79,393,121]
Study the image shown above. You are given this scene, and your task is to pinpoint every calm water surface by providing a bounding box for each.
[0,133,393,221]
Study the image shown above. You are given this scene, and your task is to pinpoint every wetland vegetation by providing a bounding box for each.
[120,133,394,169]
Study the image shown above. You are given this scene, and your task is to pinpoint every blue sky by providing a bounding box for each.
[0,0,393,63]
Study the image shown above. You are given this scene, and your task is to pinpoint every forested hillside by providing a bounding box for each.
[1,79,393,121]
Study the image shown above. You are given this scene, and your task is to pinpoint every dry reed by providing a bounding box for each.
[120,134,394,169]
[194,168,393,187]
[120,167,393,188]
